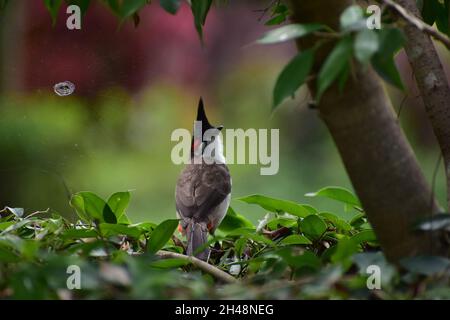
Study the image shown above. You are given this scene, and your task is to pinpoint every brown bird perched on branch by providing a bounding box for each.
[175,98,231,261]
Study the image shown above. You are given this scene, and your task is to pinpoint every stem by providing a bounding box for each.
[156,250,238,284]
[381,0,450,50]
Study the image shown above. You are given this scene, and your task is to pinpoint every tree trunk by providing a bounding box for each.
[395,0,450,211]
[287,0,447,261]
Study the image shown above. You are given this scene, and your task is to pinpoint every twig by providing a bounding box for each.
[156,250,238,284]
[396,94,408,121]
[382,0,450,50]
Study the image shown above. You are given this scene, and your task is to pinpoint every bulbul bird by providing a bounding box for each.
[175,98,231,261]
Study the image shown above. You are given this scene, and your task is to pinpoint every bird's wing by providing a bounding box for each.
[175,163,231,223]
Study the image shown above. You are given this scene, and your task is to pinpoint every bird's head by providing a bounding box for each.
[191,98,223,159]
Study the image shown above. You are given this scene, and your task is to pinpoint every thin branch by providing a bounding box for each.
[382,0,450,50]
[156,250,238,284]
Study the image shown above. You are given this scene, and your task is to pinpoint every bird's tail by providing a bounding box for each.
[186,220,209,261]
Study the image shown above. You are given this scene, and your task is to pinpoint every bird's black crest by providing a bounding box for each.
[196,98,214,131]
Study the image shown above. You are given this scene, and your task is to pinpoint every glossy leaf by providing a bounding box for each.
[44,0,63,26]
[226,227,273,245]
[107,191,131,223]
[191,0,212,41]
[159,0,181,15]
[350,230,377,246]
[264,14,286,26]
[276,248,321,270]
[65,0,91,14]
[70,192,117,224]
[106,0,148,19]
[273,49,314,109]
[257,24,324,44]
[280,234,312,245]
[316,36,353,100]
[238,194,312,218]
[99,223,143,239]
[354,29,379,65]
[319,212,352,232]
[305,186,361,206]
[147,219,179,253]
[340,5,364,31]
[218,207,254,232]
[150,258,190,269]
[61,228,98,239]
[331,238,359,265]
[371,28,405,89]
[299,215,327,239]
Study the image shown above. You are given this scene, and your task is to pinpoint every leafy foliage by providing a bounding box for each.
[190,0,213,42]
[258,3,420,109]
[263,2,289,26]
[419,0,450,36]
[1,188,449,299]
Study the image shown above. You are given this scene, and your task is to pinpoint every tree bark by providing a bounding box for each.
[287,0,447,261]
[394,0,450,210]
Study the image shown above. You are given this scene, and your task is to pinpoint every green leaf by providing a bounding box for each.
[316,36,353,100]
[107,191,130,222]
[218,207,254,232]
[349,212,365,226]
[435,0,450,36]
[159,0,181,15]
[44,0,63,26]
[319,212,352,232]
[401,256,450,276]
[234,237,247,257]
[106,0,148,19]
[148,219,179,253]
[0,246,20,263]
[299,215,327,240]
[69,192,117,224]
[149,258,190,269]
[340,5,364,31]
[0,221,15,231]
[302,204,318,214]
[275,248,321,270]
[279,234,312,245]
[65,0,91,15]
[350,230,377,246]
[265,15,286,26]
[61,228,98,239]
[190,0,212,42]
[305,186,361,206]
[273,49,314,109]
[226,227,273,245]
[371,28,405,89]
[131,221,157,232]
[421,0,439,25]
[99,223,143,238]
[354,29,379,65]
[238,194,312,218]
[331,238,359,265]
[267,217,297,230]
[257,24,324,44]
[0,219,32,236]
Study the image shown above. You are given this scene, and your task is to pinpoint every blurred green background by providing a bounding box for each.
[0,0,448,224]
